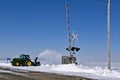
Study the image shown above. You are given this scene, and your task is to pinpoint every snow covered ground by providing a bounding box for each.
[0,50,120,80]
[0,62,120,80]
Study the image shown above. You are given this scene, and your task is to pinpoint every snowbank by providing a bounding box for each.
[0,62,11,67]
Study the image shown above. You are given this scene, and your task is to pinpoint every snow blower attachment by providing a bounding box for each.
[11,54,40,66]
[62,1,80,65]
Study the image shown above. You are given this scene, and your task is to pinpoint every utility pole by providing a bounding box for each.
[107,0,111,70]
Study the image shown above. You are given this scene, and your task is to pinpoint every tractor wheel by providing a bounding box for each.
[25,61,32,66]
[15,62,20,66]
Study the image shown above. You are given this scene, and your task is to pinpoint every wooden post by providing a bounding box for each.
[107,0,111,70]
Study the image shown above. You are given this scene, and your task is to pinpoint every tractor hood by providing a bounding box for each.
[12,58,21,61]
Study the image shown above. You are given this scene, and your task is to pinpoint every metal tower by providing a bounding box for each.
[62,1,80,64]
[65,1,71,48]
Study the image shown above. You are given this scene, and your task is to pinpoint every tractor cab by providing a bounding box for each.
[20,54,30,59]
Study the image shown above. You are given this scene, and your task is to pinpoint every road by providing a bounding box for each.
[0,67,96,80]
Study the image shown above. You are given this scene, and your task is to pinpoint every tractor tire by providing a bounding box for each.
[25,60,32,66]
[15,62,20,66]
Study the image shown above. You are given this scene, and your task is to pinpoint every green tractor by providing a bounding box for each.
[11,54,40,66]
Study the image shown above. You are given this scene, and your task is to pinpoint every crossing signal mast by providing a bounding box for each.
[62,1,80,64]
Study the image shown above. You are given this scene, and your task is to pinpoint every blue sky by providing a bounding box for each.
[0,0,120,62]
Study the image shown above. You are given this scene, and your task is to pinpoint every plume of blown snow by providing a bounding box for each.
[38,49,62,65]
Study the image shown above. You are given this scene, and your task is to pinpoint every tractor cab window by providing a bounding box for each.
[20,55,30,59]
[26,56,29,59]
